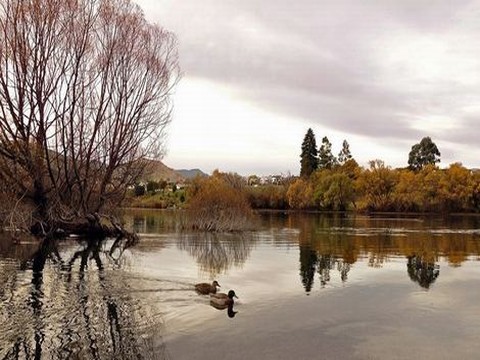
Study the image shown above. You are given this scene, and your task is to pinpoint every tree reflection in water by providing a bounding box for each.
[177,232,256,277]
[0,236,170,360]
[296,214,353,293]
[287,213,448,292]
[299,245,317,292]
[407,254,440,289]
[299,246,351,292]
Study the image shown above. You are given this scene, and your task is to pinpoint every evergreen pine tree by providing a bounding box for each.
[300,128,318,177]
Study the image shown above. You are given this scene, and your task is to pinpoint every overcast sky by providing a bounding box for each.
[135,0,480,176]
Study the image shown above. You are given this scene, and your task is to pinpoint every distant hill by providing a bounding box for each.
[142,159,184,182]
[176,168,208,179]
[141,160,207,182]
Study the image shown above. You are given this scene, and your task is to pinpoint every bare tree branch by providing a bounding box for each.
[0,0,179,234]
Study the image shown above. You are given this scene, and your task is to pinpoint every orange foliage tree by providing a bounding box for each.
[286,178,314,209]
[355,160,398,211]
[438,163,477,212]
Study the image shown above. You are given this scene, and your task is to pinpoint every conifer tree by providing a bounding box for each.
[318,136,337,169]
[338,140,353,165]
[300,128,318,177]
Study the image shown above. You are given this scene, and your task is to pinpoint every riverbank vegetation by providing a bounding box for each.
[125,171,255,231]
[153,130,479,215]
[125,159,480,215]
[288,129,480,213]
[126,181,186,209]
[287,160,480,213]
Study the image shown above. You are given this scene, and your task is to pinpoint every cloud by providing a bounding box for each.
[136,0,480,169]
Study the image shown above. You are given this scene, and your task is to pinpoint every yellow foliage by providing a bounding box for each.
[286,178,314,209]
[186,174,252,231]
[438,163,476,212]
[355,160,398,211]
[393,170,423,211]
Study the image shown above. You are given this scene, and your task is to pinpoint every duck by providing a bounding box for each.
[210,290,238,309]
[195,280,220,295]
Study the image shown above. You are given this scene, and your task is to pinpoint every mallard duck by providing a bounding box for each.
[210,290,238,308]
[195,280,220,295]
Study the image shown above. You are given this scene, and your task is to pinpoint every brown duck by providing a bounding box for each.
[195,280,220,295]
[210,290,238,308]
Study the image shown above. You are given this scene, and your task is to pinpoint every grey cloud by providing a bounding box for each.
[138,0,480,166]
[440,117,480,145]
[236,83,419,140]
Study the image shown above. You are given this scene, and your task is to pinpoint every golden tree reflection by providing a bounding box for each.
[295,213,354,291]
[260,212,480,292]
[177,232,256,277]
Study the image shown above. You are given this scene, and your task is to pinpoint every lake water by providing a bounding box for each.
[1,210,480,359]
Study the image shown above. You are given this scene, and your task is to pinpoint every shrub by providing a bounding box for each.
[246,185,289,209]
[186,174,253,231]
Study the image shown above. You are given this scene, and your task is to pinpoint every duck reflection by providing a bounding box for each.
[210,290,239,318]
[0,235,169,360]
[178,232,256,276]
[210,302,238,318]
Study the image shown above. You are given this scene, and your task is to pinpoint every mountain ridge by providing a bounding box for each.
[176,168,208,179]
[142,159,207,182]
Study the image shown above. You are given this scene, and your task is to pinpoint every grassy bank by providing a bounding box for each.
[125,189,187,209]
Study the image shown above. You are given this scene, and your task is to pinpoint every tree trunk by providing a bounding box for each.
[30,212,137,242]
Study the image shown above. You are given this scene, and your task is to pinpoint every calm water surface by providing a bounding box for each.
[1,210,480,359]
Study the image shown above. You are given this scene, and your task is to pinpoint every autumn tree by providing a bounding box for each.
[416,164,444,211]
[318,136,337,170]
[393,170,422,211]
[286,178,314,209]
[214,170,248,190]
[246,184,289,209]
[438,163,476,212]
[338,159,361,180]
[408,137,441,171]
[300,128,318,177]
[313,171,355,211]
[186,172,253,231]
[356,160,398,211]
[0,0,179,236]
[472,171,480,211]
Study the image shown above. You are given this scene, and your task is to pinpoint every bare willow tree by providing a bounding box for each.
[0,0,179,235]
